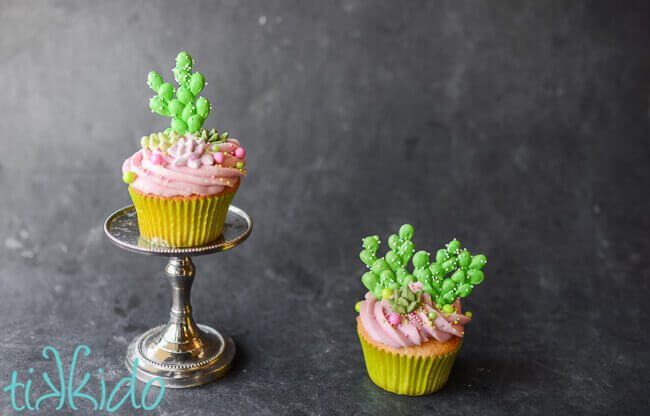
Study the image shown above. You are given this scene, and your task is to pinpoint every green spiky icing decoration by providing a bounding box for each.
[359,224,487,314]
[139,128,229,151]
[388,285,423,315]
[148,51,211,135]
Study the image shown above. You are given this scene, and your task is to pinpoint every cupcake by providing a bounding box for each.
[355,224,487,395]
[121,51,247,247]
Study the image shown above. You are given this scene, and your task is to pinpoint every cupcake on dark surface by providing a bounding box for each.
[355,224,487,395]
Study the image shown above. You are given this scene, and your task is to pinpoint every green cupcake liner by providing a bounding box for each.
[358,330,461,395]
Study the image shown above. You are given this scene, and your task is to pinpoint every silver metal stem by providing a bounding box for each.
[158,257,202,351]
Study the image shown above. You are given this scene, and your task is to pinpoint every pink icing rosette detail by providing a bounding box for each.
[359,285,471,349]
[122,136,247,197]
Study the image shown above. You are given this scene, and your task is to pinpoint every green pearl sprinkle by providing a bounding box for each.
[355,301,361,312]
[236,161,244,169]
[428,311,437,320]
[122,171,136,184]
[442,304,454,314]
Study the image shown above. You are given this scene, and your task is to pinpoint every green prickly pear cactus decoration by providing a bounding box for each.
[423,239,487,308]
[147,51,211,135]
[360,228,418,301]
[358,224,487,312]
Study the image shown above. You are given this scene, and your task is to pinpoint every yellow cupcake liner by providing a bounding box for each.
[358,330,461,396]
[128,187,237,248]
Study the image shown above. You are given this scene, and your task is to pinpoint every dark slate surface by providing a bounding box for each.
[0,1,648,414]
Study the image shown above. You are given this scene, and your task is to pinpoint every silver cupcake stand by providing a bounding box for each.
[104,204,252,388]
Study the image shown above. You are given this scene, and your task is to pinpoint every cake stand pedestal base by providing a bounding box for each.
[124,257,236,388]
[104,205,252,388]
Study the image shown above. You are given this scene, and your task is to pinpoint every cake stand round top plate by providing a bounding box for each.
[104,204,252,256]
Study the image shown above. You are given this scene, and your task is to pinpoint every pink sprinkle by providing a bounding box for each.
[152,153,164,165]
[234,147,246,159]
[213,152,225,164]
[388,313,402,326]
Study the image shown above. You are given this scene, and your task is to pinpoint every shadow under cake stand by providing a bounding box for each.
[104,204,252,388]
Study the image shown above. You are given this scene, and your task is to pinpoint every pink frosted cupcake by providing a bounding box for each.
[121,51,248,247]
[355,224,487,395]
[122,133,246,247]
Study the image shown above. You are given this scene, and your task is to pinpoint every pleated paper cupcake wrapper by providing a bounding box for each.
[128,187,237,248]
[358,331,461,396]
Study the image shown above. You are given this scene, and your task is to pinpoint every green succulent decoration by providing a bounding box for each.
[196,128,229,143]
[147,51,211,135]
[388,285,423,315]
[360,224,487,312]
[140,130,183,151]
[139,128,229,151]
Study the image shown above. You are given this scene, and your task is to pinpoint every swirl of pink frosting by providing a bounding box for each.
[122,137,247,197]
[358,282,471,348]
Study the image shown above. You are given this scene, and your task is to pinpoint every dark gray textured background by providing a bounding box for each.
[1,0,648,414]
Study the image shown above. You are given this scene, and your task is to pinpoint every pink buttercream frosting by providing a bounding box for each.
[359,284,471,349]
[122,136,246,197]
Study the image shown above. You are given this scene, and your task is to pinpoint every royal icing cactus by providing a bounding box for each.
[148,51,210,135]
[355,224,486,347]
[122,51,248,189]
